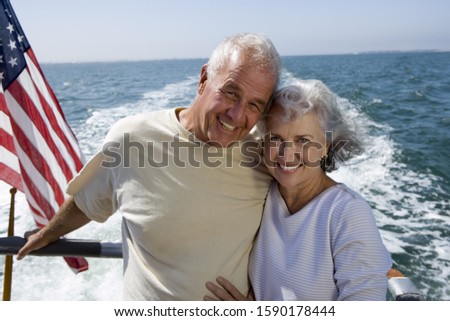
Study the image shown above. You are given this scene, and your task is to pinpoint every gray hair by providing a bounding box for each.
[261,79,364,172]
[206,33,281,89]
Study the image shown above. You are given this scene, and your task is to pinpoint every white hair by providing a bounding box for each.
[206,33,281,89]
[261,79,364,172]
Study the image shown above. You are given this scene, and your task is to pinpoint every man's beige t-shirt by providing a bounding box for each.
[67,108,272,300]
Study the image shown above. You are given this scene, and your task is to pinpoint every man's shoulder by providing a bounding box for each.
[118,109,172,126]
[106,109,174,141]
[107,109,174,137]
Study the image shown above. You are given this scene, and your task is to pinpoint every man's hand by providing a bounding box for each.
[16,229,53,260]
[16,197,91,260]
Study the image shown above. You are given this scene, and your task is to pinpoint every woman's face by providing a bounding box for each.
[263,106,328,189]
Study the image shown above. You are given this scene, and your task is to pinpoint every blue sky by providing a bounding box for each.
[10,0,450,63]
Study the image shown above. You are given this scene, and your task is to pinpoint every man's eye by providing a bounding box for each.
[225,91,237,99]
[248,102,262,112]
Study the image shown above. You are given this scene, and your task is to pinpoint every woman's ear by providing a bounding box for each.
[323,132,332,158]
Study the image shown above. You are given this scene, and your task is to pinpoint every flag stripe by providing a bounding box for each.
[26,48,67,120]
[8,76,74,182]
[0,122,23,190]
[0,96,10,114]
[16,166,50,225]
[25,50,83,169]
[0,162,23,191]
[29,204,49,227]
[5,88,70,185]
[0,144,20,173]
[0,127,15,153]
[20,164,56,220]
[8,117,65,206]
[13,141,61,215]
[0,107,13,131]
[13,139,60,220]
[0,144,18,168]
[28,66,83,172]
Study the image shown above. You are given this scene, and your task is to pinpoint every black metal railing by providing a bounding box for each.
[0,236,122,258]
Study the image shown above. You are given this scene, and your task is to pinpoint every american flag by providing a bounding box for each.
[0,0,88,272]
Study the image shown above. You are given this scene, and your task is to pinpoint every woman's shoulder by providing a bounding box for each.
[331,184,369,202]
[324,184,373,215]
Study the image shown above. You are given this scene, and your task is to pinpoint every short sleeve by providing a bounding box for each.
[331,196,392,300]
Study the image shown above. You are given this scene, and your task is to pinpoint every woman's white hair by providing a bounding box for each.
[260,79,364,172]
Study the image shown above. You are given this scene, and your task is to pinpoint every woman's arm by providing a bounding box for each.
[333,198,392,300]
[204,277,255,301]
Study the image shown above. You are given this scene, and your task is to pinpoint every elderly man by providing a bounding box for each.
[18,33,281,300]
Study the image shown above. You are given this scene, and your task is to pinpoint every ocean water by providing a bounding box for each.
[0,52,449,300]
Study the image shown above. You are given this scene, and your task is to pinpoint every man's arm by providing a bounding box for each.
[17,196,91,260]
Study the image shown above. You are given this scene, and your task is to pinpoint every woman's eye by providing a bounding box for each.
[296,137,310,144]
[270,135,281,142]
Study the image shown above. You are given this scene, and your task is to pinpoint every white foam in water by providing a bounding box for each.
[142,76,198,107]
[330,97,450,300]
[0,180,123,300]
[1,78,449,300]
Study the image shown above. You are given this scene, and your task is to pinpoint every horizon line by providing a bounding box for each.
[38,49,450,65]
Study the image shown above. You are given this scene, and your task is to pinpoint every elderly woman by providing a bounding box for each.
[205,80,392,301]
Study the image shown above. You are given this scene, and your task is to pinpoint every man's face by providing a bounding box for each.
[194,63,276,147]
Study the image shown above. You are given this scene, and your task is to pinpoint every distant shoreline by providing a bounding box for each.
[350,49,445,54]
[39,49,450,65]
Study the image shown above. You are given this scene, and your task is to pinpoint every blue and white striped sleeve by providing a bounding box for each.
[331,196,393,300]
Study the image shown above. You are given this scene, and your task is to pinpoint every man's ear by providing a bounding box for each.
[198,65,208,94]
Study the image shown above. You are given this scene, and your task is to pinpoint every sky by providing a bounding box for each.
[9,0,450,63]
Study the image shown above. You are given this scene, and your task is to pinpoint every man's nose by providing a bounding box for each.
[226,102,246,126]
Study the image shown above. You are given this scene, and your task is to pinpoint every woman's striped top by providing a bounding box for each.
[249,181,392,300]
